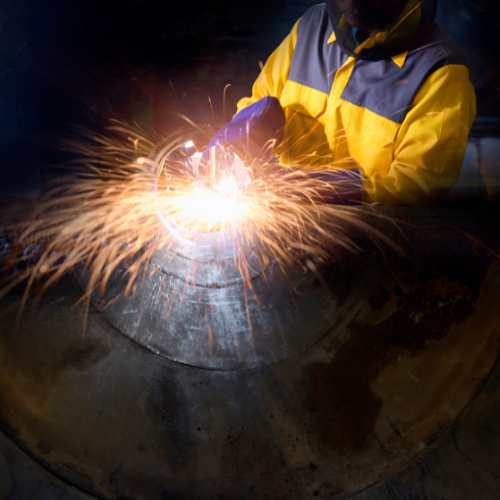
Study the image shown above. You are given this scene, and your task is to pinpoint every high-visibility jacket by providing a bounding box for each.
[237,3,477,206]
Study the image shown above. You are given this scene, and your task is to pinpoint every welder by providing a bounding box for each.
[203,0,476,206]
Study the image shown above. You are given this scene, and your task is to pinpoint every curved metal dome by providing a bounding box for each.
[1,206,499,499]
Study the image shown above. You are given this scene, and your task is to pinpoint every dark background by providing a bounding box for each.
[0,0,499,196]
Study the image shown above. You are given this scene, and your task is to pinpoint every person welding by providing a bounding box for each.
[202,0,476,206]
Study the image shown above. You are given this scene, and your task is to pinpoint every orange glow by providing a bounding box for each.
[0,120,395,323]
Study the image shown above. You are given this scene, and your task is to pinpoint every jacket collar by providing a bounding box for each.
[325,0,437,62]
[327,30,409,68]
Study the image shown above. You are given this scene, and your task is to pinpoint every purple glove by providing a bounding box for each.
[200,96,285,175]
[265,164,365,205]
[201,96,364,204]
[302,169,365,205]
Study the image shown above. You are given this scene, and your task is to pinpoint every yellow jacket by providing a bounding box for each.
[237,3,477,206]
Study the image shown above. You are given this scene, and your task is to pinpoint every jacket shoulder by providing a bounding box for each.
[298,3,329,30]
[288,3,345,94]
[341,27,471,124]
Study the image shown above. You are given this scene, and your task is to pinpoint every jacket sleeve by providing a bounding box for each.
[364,64,477,206]
[236,19,300,113]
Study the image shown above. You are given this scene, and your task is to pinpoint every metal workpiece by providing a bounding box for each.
[1,0,499,496]
[79,212,367,370]
[1,206,500,499]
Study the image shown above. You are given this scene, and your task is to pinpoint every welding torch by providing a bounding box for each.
[198,96,285,190]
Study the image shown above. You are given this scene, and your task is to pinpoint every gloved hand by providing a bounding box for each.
[299,168,365,205]
[260,163,365,205]
[200,95,364,205]
[200,96,285,177]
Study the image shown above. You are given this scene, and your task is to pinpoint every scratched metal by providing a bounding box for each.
[79,218,369,370]
[1,207,499,499]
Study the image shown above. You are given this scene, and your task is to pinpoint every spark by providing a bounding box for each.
[0,119,399,327]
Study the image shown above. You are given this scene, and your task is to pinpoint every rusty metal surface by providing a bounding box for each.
[355,356,500,499]
[2,355,500,500]
[0,207,499,499]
